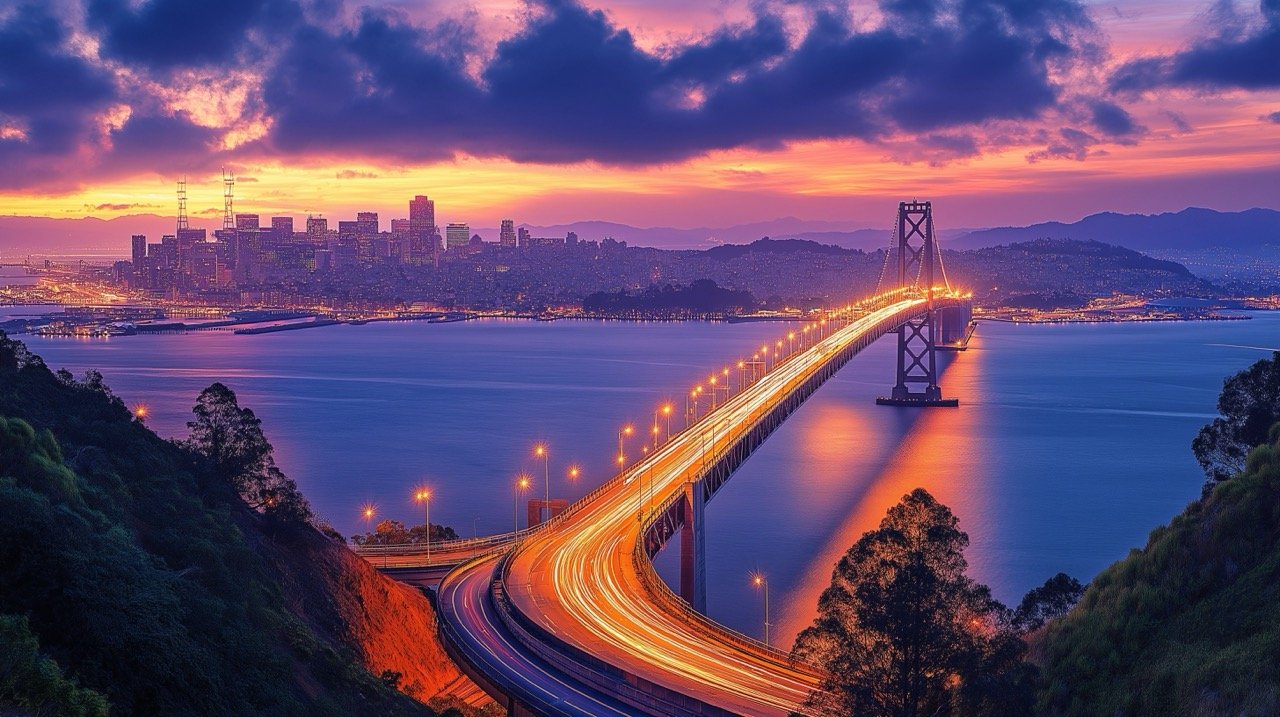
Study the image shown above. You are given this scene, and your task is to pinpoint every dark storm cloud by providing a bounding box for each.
[2,0,1122,189]
[1089,100,1142,137]
[86,0,304,72]
[0,3,117,188]
[257,0,1104,164]
[1110,0,1280,91]
[1267,110,1280,122]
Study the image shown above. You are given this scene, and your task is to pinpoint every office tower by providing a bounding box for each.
[271,216,294,239]
[446,223,470,250]
[518,227,531,248]
[235,213,259,231]
[356,211,378,235]
[499,219,517,247]
[131,234,147,263]
[408,196,436,265]
[409,196,435,235]
[566,231,578,246]
[306,215,328,240]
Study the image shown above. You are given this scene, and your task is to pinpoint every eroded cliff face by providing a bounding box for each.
[256,527,467,702]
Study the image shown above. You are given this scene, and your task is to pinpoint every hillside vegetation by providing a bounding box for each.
[0,333,468,716]
[1037,423,1280,716]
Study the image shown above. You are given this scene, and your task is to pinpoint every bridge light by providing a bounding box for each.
[568,465,581,480]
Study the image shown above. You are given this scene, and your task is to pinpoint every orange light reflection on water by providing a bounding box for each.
[776,337,995,647]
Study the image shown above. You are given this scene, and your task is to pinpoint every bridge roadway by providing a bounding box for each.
[436,293,966,716]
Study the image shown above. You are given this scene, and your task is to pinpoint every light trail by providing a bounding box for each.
[477,294,963,715]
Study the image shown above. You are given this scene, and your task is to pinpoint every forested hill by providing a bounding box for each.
[1037,423,1280,715]
[0,333,468,716]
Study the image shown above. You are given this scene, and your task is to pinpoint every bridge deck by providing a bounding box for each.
[470,295,965,716]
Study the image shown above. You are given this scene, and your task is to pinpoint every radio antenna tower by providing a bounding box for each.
[176,176,189,232]
[222,167,235,230]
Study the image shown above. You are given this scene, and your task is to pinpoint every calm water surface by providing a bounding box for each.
[23,313,1280,646]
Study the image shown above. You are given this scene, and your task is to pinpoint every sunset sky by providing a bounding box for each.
[1,0,1278,231]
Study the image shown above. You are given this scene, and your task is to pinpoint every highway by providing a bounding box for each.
[434,293,964,716]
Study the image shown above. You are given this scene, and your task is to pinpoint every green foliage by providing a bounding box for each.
[1192,351,1280,485]
[352,519,460,546]
[1038,424,1280,716]
[1013,573,1085,632]
[792,488,1034,717]
[582,279,757,315]
[185,382,314,524]
[0,613,109,717]
[0,332,430,716]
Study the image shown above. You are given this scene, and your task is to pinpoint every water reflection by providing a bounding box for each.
[775,340,991,646]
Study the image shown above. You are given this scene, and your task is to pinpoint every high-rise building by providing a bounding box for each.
[235,213,259,231]
[408,196,437,266]
[446,223,470,250]
[271,216,294,238]
[409,196,435,235]
[306,216,328,240]
[499,219,516,247]
[131,234,147,263]
[356,211,378,235]
[517,227,531,248]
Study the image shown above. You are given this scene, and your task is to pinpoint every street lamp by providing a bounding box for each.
[534,443,549,524]
[617,424,634,472]
[752,572,771,647]
[414,488,432,563]
[361,503,376,537]
[567,464,581,482]
[514,474,530,533]
[661,403,673,442]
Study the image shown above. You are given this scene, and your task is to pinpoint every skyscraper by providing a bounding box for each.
[409,196,435,235]
[306,216,328,240]
[131,234,147,263]
[499,219,516,247]
[446,223,470,250]
[235,213,259,231]
[356,211,379,235]
[271,216,294,238]
[409,196,436,265]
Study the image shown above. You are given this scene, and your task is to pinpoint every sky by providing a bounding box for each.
[0,0,1278,232]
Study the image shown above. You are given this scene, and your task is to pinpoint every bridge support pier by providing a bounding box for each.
[680,480,706,614]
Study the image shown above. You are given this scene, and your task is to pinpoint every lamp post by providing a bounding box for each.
[514,475,530,533]
[414,488,432,564]
[617,424,634,473]
[361,504,376,544]
[661,403,673,442]
[534,443,549,524]
[752,572,770,647]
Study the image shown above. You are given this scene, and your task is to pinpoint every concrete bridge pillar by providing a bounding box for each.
[680,480,706,614]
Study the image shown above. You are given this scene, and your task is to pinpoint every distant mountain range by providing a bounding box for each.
[1,207,1276,256]
[947,207,1280,251]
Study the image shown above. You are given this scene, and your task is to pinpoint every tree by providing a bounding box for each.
[1013,573,1084,632]
[1192,351,1280,486]
[792,489,1032,717]
[351,519,459,546]
[185,383,312,524]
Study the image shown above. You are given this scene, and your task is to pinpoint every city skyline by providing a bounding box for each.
[1,0,1278,230]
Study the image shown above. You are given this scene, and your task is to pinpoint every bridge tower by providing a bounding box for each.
[876,201,959,407]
